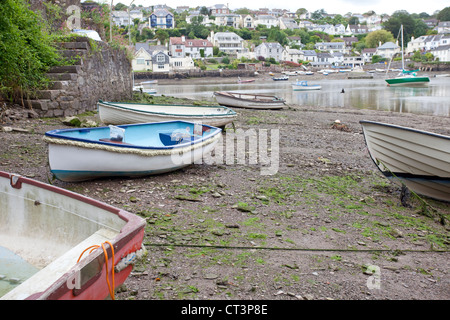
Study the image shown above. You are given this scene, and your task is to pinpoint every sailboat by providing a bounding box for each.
[385,25,430,87]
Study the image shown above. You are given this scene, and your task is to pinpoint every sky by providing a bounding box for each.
[97,0,448,16]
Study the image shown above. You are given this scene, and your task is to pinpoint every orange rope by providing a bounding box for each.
[77,241,115,300]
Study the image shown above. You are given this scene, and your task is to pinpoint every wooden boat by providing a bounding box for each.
[237,77,255,83]
[43,121,222,182]
[213,91,285,110]
[360,121,450,202]
[97,100,236,128]
[0,171,145,300]
[385,25,430,87]
[292,80,321,91]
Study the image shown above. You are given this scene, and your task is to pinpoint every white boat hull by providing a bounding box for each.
[98,101,236,128]
[360,121,450,202]
[292,84,321,91]
[214,92,285,110]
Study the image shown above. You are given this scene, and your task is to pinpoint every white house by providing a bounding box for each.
[437,21,450,34]
[171,56,196,71]
[255,42,284,61]
[431,44,450,62]
[376,41,400,59]
[255,15,279,28]
[214,14,241,29]
[132,47,153,71]
[209,31,245,55]
[406,35,450,54]
[282,47,303,63]
[314,41,347,54]
[362,48,377,63]
[209,4,229,15]
[240,15,255,29]
[169,36,214,59]
[301,50,317,63]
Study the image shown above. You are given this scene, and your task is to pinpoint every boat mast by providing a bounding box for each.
[401,25,404,71]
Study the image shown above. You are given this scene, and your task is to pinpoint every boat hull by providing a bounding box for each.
[385,76,430,87]
[98,101,236,128]
[360,121,450,202]
[214,92,285,110]
[0,171,145,300]
[44,121,222,182]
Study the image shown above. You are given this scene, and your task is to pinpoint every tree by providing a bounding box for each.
[365,30,395,48]
[114,3,128,11]
[437,7,450,21]
[0,0,60,100]
[383,10,415,43]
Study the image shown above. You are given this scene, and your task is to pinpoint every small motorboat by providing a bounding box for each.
[43,121,223,182]
[291,80,321,91]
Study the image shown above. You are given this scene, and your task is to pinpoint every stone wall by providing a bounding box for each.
[28,37,132,117]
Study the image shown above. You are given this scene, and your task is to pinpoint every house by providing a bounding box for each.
[112,11,130,26]
[255,15,279,28]
[287,36,303,48]
[240,15,255,29]
[362,48,377,63]
[209,31,245,55]
[169,36,214,59]
[171,56,196,71]
[210,4,229,15]
[346,24,369,35]
[343,55,364,68]
[214,14,241,28]
[300,50,317,63]
[431,44,450,62]
[406,35,450,54]
[255,42,284,61]
[152,51,170,72]
[279,18,299,30]
[376,41,400,59]
[149,8,175,29]
[315,41,347,54]
[132,47,153,71]
[436,21,450,34]
[282,47,303,63]
[310,52,334,68]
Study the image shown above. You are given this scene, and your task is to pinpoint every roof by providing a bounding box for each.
[378,42,399,49]
[170,37,213,47]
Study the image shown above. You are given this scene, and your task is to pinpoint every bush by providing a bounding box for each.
[0,0,61,101]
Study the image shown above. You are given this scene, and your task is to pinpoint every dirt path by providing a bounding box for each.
[1,101,449,301]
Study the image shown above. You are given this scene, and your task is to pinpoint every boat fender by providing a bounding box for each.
[115,246,147,273]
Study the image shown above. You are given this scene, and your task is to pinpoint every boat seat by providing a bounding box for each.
[99,138,133,145]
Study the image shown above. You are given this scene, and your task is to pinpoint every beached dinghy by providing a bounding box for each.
[44,121,222,182]
[0,171,145,300]
[213,91,285,110]
[360,121,450,202]
[97,100,236,128]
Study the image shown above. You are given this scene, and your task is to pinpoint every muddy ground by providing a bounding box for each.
[1,93,449,301]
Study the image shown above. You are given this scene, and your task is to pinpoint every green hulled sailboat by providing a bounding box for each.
[385,25,430,87]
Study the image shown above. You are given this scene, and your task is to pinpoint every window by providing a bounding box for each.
[157,55,165,63]
[137,59,145,65]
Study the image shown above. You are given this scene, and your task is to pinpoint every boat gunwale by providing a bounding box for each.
[98,100,237,117]
[0,171,146,300]
[359,120,450,141]
[44,121,222,151]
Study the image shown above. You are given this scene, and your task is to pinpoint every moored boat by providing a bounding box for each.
[272,75,289,81]
[237,77,255,83]
[0,171,145,300]
[97,100,236,128]
[43,121,222,182]
[360,120,450,202]
[291,80,321,91]
[213,91,285,109]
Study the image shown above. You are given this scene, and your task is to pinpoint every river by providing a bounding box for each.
[143,74,450,117]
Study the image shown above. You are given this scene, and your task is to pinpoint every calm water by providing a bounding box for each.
[148,76,450,117]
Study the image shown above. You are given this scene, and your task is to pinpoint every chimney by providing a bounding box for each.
[181,35,186,43]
